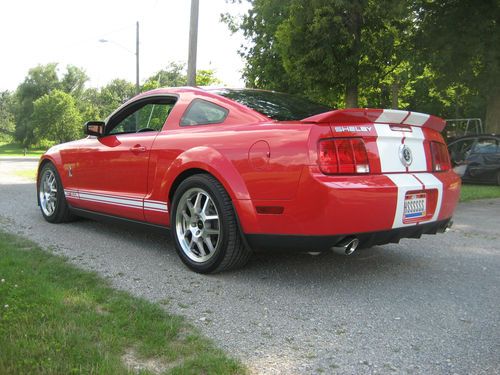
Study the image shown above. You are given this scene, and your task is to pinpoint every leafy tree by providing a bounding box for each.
[97,79,136,118]
[0,91,15,140]
[226,0,413,108]
[32,90,82,145]
[142,63,221,91]
[413,0,500,132]
[15,63,60,145]
[60,65,88,99]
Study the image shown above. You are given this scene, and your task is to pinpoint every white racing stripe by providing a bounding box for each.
[386,173,443,228]
[64,189,168,213]
[374,124,406,173]
[413,173,443,222]
[403,126,427,172]
[385,174,423,228]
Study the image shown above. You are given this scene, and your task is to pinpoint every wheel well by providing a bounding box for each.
[168,168,210,203]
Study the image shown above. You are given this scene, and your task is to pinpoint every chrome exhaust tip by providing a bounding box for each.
[331,237,359,256]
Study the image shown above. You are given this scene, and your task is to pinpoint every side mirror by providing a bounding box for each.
[84,121,105,137]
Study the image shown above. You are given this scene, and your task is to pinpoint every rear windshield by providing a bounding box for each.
[211,89,331,121]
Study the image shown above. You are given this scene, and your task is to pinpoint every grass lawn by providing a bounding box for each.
[0,142,46,157]
[459,184,500,202]
[0,230,245,375]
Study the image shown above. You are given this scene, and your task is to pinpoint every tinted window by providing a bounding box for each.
[180,99,228,126]
[211,89,331,121]
[473,139,499,154]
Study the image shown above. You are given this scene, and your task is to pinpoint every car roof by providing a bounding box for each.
[448,134,499,143]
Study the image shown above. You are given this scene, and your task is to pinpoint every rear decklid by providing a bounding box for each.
[303,108,447,174]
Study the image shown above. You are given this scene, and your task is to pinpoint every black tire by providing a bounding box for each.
[38,162,75,223]
[171,174,252,273]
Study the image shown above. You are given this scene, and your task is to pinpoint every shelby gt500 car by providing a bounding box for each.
[37,87,460,273]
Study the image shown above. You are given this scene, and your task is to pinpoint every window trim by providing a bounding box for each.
[179,98,229,127]
[105,95,178,136]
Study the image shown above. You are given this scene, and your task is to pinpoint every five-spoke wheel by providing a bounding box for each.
[171,174,252,273]
[37,163,73,223]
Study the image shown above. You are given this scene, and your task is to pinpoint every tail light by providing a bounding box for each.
[430,141,451,172]
[318,138,370,174]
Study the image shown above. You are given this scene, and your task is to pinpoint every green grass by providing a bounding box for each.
[0,142,46,157]
[0,230,245,375]
[459,184,500,202]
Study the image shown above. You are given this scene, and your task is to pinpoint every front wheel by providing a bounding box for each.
[171,174,252,273]
[38,163,74,223]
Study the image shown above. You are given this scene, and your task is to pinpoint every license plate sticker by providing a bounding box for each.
[404,193,427,219]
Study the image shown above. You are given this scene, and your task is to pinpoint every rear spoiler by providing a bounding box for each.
[302,109,446,132]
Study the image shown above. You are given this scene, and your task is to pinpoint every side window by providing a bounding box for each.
[180,99,228,126]
[472,139,498,154]
[108,102,174,135]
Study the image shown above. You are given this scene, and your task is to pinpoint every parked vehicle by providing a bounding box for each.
[448,134,500,185]
[37,88,460,273]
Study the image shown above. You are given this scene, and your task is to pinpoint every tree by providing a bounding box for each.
[15,63,60,145]
[414,0,500,132]
[60,65,89,99]
[0,91,15,140]
[32,90,82,145]
[226,0,413,108]
[142,62,222,91]
[97,79,136,118]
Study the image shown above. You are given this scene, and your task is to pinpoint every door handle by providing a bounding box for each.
[130,144,146,153]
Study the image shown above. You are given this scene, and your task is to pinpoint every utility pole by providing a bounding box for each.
[136,21,140,94]
[187,0,199,86]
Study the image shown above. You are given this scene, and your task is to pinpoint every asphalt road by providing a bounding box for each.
[1,157,499,375]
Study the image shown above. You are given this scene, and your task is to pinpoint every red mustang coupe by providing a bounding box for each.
[37,87,460,273]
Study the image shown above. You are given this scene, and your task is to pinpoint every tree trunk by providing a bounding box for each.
[345,83,359,108]
[485,88,500,134]
[391,82,399,109]
[344,1,362,108]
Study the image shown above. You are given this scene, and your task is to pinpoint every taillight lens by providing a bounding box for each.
[430,141,451,172]
[318,138,370,174]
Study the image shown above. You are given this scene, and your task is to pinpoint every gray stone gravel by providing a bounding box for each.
[1,157,499,374]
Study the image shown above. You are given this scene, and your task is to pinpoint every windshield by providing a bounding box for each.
[211,89,331,121]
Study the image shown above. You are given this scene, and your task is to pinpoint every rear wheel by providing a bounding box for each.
[171,174,252,273]
[38,163,74,223]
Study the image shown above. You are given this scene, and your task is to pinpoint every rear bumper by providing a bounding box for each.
[235,167,461,237]
[246,218,453,251]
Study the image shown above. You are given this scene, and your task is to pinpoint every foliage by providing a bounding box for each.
[0,91,15,141]
[13,64,88,146]
[142,62,221,91]
[31,90,82,145]
[413,0,500,133]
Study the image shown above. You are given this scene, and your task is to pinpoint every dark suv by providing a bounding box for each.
[448,134,500,185]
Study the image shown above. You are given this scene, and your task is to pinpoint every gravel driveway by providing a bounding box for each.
[1,157,499,375]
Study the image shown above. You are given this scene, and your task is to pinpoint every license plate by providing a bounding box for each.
[404,193,427,219]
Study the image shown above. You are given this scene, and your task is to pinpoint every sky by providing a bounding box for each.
[0,0,249,91]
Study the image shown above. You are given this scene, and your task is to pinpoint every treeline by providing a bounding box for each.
[224,0,500,133]
[0,63,219,147]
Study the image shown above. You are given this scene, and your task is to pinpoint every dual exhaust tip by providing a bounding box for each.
[331,237,359,256]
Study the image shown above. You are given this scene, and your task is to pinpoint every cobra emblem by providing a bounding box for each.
[399,144,413,167]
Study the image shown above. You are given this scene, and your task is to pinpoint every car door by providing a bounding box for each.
[73,96,176,221]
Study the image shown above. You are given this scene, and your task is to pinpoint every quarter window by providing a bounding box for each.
[180,99,228,126]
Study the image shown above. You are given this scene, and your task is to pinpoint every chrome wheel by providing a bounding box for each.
[39,169,58,217]
[175,187,221,263]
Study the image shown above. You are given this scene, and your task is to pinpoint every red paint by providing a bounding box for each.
[39,87,460,238]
